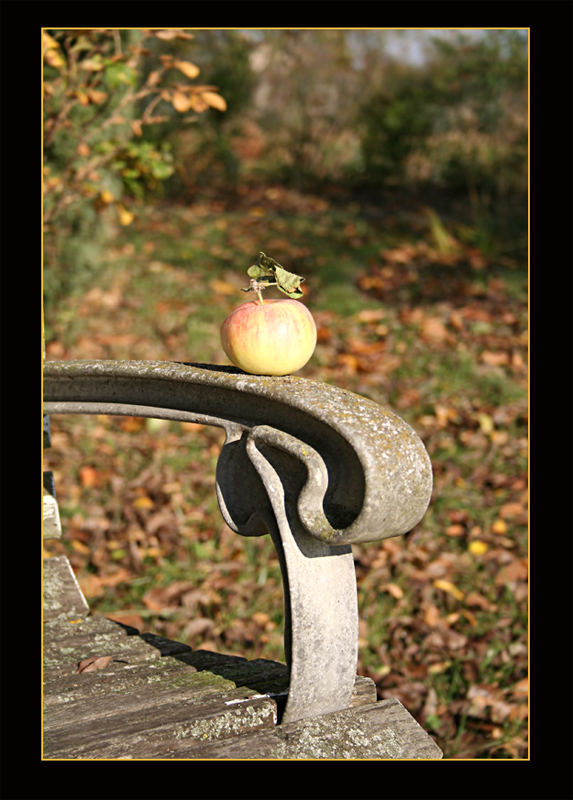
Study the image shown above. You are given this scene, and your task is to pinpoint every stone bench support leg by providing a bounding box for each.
[246,431,358,724]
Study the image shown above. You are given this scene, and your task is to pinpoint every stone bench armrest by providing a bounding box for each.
[43,359,432,724]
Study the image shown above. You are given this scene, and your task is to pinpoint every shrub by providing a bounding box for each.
[43,29,227,307]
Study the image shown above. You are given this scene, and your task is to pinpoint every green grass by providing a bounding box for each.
[44,195,528,758]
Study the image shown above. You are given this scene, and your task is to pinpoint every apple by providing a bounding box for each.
[221,298,317,376]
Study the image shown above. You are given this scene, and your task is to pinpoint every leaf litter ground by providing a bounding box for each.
[44,188,528,758]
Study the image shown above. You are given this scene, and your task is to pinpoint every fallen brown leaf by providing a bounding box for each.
[424,604,441,627]
[383,583,404,600]
[511,677,528,698]
[77,655,114,673]
[79,465,100,488]
[495,558,528,585]
[499,502,526,519]
[481,351,509,366]
[421,316,449,344]
[466,684,514,723]
[465,591,497,612]
[424,624,468,651]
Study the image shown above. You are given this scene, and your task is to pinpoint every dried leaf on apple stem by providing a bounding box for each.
[246,252,305,298]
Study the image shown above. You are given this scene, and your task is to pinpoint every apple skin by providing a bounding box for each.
[220,298,317,376]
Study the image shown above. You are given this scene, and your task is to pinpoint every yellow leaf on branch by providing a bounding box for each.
[188,94,208,113]
[43,32,65,69]
[174,59,200,79]
[172,90,192,112]
[201,91,227,112]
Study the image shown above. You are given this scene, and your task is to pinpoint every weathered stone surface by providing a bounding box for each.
[43,360,433,545]
[43,471,62,540]
[43,359,435,731]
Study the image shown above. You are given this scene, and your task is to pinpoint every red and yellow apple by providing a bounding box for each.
[220,298,317,376]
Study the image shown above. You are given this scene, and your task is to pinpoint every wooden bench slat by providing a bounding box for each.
[43,611,387,759]
[44,657,216,708]
[44,690,278,760]
[43,556,89,621]
[42,613,279,759]
[179,698,444,760]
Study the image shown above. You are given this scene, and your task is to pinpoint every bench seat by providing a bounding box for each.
[43,557,441,759]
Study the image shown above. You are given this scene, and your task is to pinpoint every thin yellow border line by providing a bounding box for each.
[41,26,530,762]
[526,26,531,763]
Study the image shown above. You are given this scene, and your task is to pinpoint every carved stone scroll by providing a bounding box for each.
[43,360,432,724]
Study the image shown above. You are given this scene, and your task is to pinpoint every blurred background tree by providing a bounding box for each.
[160,29,526,247]
[43,28,227,306]
[356,30,527,254]
[44,28,528,302]
[139,29,255,199]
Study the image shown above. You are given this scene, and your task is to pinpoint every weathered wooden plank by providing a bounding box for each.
[178,698,443,759]
[43,556,89,621]
[43,612,386,759]
[44,656,226,709]
[43,614,140,645]
[42,617,180,682]
[44,661,264,734]
[43,613,280,759]
[44,687,278,759]
[43,617,376,708]
[43,617,231,717]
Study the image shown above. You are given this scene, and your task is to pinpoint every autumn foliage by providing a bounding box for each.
[43,29,227,301]
[43,29,528,760]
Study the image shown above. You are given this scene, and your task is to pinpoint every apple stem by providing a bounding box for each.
[243,276,284,304]
[250,278,275,305]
